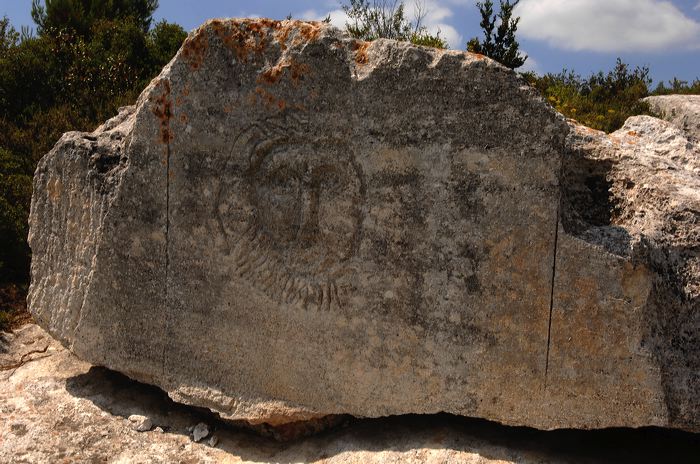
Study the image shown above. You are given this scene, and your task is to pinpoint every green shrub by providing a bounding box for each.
[523,59,653,133]
[0,7,186,303]
[652,78,700,96]
[342,0,448,48]
[0,148,32,284]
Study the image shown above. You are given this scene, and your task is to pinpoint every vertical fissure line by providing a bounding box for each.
[544,203,560,389]
[156,78,172,379]
[163,130,170,378]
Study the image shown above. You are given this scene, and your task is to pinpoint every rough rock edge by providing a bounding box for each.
[28,105,136,351]
[563,115,700,430]
[644,95,700,142]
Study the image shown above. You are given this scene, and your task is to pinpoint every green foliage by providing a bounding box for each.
[342,0,448,48]
[0,6,185,291]
[0,16,20,51]
[148,20,188,70]
[0,147,32,284]
[0,282,29,332]
[467,0,526,69]
[652,78,700,96]
[524,59,653,133]
[31,0,159,35]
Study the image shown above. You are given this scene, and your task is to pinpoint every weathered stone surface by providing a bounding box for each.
[28,19,699,432]
[645,95,700,141]
[561,115,699,431]
[2,324,698,463]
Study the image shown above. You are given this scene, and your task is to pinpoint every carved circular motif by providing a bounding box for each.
[215,125,365,310]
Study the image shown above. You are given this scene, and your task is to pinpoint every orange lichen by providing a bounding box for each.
[295,22,322,44]
[351,40,371,65]
[274,23,293,49]
[256,87,277,106]
[184,19,325,68]
[250,86,287,111]
[210,20,263,62]
[151,79,173,145]
[257,59,310,86]
[181,30,208,70]
[210,19,283,63]
[258,61,287,84]
[247,92,258,106]
[178,19,328,113]
[628,130,639,137]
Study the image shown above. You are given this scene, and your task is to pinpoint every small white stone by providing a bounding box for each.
[192,422,209,442]
[153,426,164,433]
[127,414,152,432]
[208,435,219,447]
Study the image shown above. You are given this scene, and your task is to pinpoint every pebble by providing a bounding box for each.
[208,435,219,448]
[192,422,209,442]
[127,414,152,432]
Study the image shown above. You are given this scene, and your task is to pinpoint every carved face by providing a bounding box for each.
[248,145,363,277]
[214,131,366,311]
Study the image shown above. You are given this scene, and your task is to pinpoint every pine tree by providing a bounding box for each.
[467,0,526,70]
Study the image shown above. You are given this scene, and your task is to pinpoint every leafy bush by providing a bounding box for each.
[342,0,448,48]
[523,59,653,133]
[0,148,32,284]
[652,78,700,96]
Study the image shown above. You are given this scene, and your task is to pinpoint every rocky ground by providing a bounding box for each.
[1,324,698,463]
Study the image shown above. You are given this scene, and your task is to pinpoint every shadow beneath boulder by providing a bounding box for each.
[65,366,700,463]
[66,366,230,438]
[0,331,10,354]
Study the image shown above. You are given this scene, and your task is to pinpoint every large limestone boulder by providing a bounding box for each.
[28,19,699,432]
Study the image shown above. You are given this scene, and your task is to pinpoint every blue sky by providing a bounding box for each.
[3,0,700,84]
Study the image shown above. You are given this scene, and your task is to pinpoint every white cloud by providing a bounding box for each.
[296,0,463,48]
[297,8,349,29]
[515,0,700,52]
[431,23,462,47]
[238,12,263,19]
[406,0,464,47]
[519,52,540,73]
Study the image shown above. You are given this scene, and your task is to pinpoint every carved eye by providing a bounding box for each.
[261,165,298,193]
[313,164,342,190]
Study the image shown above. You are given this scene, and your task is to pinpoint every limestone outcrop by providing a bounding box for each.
[645,95,700,141]
[28,19,699,432]
[562,114,699,431]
